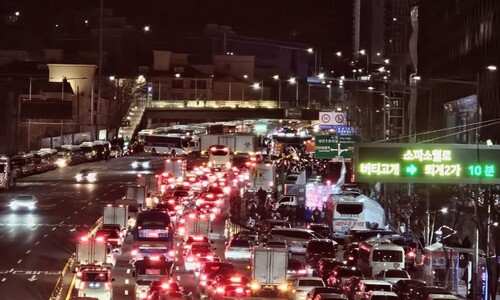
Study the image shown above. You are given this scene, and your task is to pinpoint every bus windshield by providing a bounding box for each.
[372,250,403,262]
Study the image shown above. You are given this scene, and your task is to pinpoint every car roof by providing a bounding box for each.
[271,228,315,233]
[370,291,398,296]
[362,279,392,285]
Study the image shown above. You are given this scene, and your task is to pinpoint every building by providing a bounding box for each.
[417,0,500,143]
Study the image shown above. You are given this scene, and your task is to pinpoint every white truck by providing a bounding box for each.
[75,236,111,271]
[164,158,187,178]
[136,174,159,194]
[250,161,276,193]
[179,212,212,238]
[125,185,148,207]
[103,204,128,230]
[0,156,16,190]
[199,133,258,155]
[250,247,289,296]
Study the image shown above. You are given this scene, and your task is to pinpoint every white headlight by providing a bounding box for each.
[131,162,138,168]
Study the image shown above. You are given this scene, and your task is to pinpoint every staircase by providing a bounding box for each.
[119,99,146,144]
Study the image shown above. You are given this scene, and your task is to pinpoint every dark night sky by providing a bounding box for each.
[1,0,353,54]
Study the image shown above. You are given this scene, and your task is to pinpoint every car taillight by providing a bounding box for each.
[216,287,225,294]
[236,287,244,294]
[407,250,416,257]
[298,269,307,275]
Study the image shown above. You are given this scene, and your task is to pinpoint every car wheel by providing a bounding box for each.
[171,150,176,157]
[152,148,157,155]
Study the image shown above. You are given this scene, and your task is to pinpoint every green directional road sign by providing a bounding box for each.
[314,135,356,159]
[355,143,500,184]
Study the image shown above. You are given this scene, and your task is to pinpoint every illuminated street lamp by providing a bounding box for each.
[359,49,369,75]
[144,25,150,32]
[335,51,342,57]
[288,77,299,107]
[273,75,282,107]
[252,81,264,100]
[487,65,497,71]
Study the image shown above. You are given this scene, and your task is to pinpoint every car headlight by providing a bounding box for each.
[10,201,17,209]
[75,174,83,180]
[88,173,97,181]
[142,162,150,168]
[131,162,139,168]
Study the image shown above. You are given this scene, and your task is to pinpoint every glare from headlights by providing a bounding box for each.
[131,162,139,168]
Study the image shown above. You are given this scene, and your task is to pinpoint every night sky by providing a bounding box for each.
[1,0,353,54]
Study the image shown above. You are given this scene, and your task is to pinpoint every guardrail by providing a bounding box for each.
[48,253,74,300]
[49,216,104,300]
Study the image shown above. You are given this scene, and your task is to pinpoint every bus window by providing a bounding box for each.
[336,203,363,215]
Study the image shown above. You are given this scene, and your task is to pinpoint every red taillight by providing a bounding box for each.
[95,236,105,243]
[80,236,89,242]
[407,251,416,257]
[298,269,307,275]
[216,287,225,294]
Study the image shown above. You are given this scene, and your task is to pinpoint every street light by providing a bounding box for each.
[252,81,264,100]
[288,77,299,107]
[359,49,369,75]
[273,75,282,107]
[335,51,342,57]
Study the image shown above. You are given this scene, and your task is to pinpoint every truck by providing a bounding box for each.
[199,133,258,156]
[75,236,111,271]
[178,212,212,238]
[136,174,159,194]
[125,184,147,207]
[0,156,16,190]
[250,247,289,296]
[249,160,276,193]
[103,204,129,230]
[163,158,187,178]
[133,256,174,299]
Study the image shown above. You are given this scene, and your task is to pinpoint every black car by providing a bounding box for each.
[392,279,427,300]
[308,223,332,239]
[406,285,451,300]
[316,258,356,282]
[305,239,338,270]
[326,266,363,292]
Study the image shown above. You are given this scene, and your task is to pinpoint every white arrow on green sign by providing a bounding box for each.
[314,135,356,159]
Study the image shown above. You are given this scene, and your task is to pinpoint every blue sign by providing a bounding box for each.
[336,126,356,136]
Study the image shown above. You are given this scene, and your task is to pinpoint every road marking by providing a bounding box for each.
[175,266,179,271]
[35,241,40,246]
[125,279,129,284]
[110,189,115,192]
[177,276,181,281]
[9,269,13,273]
[126,269,130,274]
[44,234,48,237]
[26,250,31,255]
[52,227,56,231]
[124,290,129,296]
[8,229,14,233]
[17,260,22,264]
[80,207,85,210]
[1,278,5,282]
[66,216,71,220]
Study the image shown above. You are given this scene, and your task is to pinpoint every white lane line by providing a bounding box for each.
[52,227,56,231]
[1,278,5,282]
[126,269,130,274]
[107,183,113,188]
[35,241,40,246]
[95,198,100,201]
[103,193,108,197]
[176,276,181,281]
[110,189,115,192]
[125,279,129,284]
[66,216,71,220]
[87,203,92,206]
[124,290,129,296]
[17,260,22,264]
[80,207,85,210]
[9,269,13,273]
[44,234,48,237]
[73,211,78,215]
[26,250,31,254]
[8,229,14,233]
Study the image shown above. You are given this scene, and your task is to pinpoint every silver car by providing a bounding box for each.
[10,194,38,211]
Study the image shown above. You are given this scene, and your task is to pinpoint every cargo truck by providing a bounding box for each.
[75,236,113,271]
[133,256,174,299]
[178,212,212,238]
[103,204,129,231]
[125,185,147,208]
[164,158,187,178]
[136,174,159,194]
[199,133,258,156]
[249,160,276,193]
[250,247,289,296]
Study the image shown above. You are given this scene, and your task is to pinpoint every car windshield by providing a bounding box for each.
[385,270,409,278]
[298,279,324,286]
[15,195,34,201]
[191,244,211,252]
[81,272,109,282]
[229,240,250,247]
[365,284,391,292]
[97,230,119,238]
[202,263,236,275]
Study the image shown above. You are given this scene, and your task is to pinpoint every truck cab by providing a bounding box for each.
[133,256,173,299]
[273,195,298,210]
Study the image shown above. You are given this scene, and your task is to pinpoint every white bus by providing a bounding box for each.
[357,237,406,277]
[143,134,199,156]
[137,129,154,143]
[207,144,231,168]
[324,194,386,240]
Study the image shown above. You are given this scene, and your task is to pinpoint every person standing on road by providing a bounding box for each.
[312,206,321,223]
[256,187,267,206]
[305,206,312,225]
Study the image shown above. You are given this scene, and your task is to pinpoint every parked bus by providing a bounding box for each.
[10,153,36,177]
[137,129,154,143]
[324,194,386,240]
[143,134,199,156]
[207,144,231,168]
[57,145,86,167]
[80,142,96,161]
[32,149,57,173]
[357,237,405,277]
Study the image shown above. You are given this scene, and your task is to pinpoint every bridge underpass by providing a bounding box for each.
[144,107,321,125]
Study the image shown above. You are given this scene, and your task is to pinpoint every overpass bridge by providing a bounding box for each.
[143,99,322,126]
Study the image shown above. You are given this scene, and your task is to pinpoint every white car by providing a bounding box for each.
[131,158,152,169]
[289,277,325,300]
[77,268,113,300]
[373,269,411,285]
[363,291,399,300]
[10,194,38,211]
[224,238,252,261]
[75,169,97,183]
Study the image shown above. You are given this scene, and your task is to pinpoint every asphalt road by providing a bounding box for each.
[0,155,164,300]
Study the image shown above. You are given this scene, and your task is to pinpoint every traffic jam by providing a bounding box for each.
[69,128,457,300]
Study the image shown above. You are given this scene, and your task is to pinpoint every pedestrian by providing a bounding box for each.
[305,206,312,225]
[296,204,305,226]
[256,187,267,206]
[289,207,297,226]
[312,206,321,223]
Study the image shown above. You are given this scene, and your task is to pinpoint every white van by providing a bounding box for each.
[269,228,323,254]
